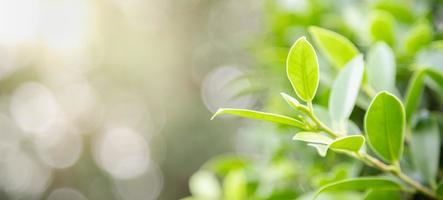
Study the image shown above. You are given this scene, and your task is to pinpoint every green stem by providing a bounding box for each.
[300,104,340,138]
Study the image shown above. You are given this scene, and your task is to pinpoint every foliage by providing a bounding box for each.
[185,0,443,199]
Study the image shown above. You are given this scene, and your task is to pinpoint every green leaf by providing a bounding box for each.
[410,118,440,183]
[293,132,333,144]
[329,55,364,123]
[405,21,432,55]
[297,134,364,157]
[286,37,319,102]
[223,170,247,200]
[365,190,401,200]
[369,10,395,45]
[405,68,443,122]
[189,171,221,200]
[329,135,365,153]
[309,26,359,68]
[203,154,248,177]
[211,108,305,128]
[314,178,402,199]
[365,92,405,163]
[366,43,396,93]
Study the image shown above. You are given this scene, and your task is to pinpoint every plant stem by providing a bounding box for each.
[351,152,438,199]
[301,104,340,138]
[301,103,439,199]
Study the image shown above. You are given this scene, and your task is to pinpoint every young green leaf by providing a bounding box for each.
[314,177,402,199]
[211,108,305,128]
[329,55,364,123]
[309,26,359,68]
[365,190,401,200]
[280,92,302,110]
[329,135,365,153]
[286,37,319,102]
[365,92,405,163]
[297,135,364,157]
[410,118,440,183]
[369,10,395,45]
[366,43,396,93]
[293,132,333,144]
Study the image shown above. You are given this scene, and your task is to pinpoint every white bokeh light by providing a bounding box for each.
[113,162,163,200]
[10,82,59,135]
[34,120,83,169]
[94,127,150,180]
[201,65,255,112]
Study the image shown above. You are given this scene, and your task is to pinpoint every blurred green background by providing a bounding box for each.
[1,0,443,199]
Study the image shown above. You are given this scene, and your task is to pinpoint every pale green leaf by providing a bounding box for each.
[369,10,395,45]
[365,92,405,163]
[308,143,328,157]
[293,132,333,144]
[366,43,396,93]
[189,171,221,200]
[329,135,365,153]
[309,26,359,68]
[314,178,402,199]
[411,118,440,183]
[280,92,302,110]
[211,108,305,128]
[329,55,364,122]
[365,190,401,200]
[286,37,319,102]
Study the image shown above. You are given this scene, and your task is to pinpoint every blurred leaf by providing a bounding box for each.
[189,171,221,200]
[286,37,319,102]
[405,21,432,55]
[369,11,395,45]
[437,181,443,198]
[365,190,401,200]
[405,69,426,122]
[329,55,364,124]
[314,177,402,199]
[224,170,247,200]
[374,2,413,23]
[405,68,443,122]
[366,43,396,93]
[203,155,248,177]
[365,92,405,163]
[293,132,333,144]
[309,26,359,68]
[212,108,305,128]
[410,117,440,183]
[329,135,365,153]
